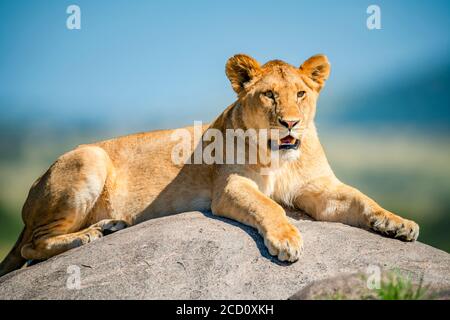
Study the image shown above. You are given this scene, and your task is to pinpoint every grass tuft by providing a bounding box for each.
[376,273,429,300]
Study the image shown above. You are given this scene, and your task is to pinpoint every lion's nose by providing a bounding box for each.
[278,118,300,129]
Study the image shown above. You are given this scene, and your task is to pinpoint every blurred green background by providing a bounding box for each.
[0,0,449,259]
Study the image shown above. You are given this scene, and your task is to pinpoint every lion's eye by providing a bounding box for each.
[297,91,306,99]
[264,91,274,99]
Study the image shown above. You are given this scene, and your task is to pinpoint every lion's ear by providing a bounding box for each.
[226,54,261,94]
[299,54,330,92]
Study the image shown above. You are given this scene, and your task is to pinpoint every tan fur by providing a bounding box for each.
[0,54,419,276]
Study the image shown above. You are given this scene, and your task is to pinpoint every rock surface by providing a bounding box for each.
[0,211,449,299]
[289,272,450,300]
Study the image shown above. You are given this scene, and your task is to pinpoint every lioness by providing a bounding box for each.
[0,54,419,277]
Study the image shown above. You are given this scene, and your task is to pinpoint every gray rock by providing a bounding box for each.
[0,211,449,299]
[289,273,450,300]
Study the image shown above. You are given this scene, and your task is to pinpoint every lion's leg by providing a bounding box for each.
[21,219,128,260]
[22,226,103,260]
[295,176,419,241]
[20,146,122,261]
[211,174,302,262]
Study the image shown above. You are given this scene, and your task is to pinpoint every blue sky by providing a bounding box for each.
[0,0,449,129]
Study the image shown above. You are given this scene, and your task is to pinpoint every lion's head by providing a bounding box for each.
[225,54,330,161]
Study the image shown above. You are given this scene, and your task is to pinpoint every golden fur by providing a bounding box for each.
[0,54,419,276]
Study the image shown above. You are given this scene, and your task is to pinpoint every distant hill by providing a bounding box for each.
[322,63,450,132]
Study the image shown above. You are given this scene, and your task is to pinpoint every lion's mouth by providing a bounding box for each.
[269,135,301,150]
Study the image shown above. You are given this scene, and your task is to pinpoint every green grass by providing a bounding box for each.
[376,274,429,300]
[321,273,431,300]
[0,203,23,261]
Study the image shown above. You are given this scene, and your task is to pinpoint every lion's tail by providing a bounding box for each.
[0,227,28,278]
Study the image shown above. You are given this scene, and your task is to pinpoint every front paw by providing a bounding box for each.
[263,223,303,262]
[369,213,419,241]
